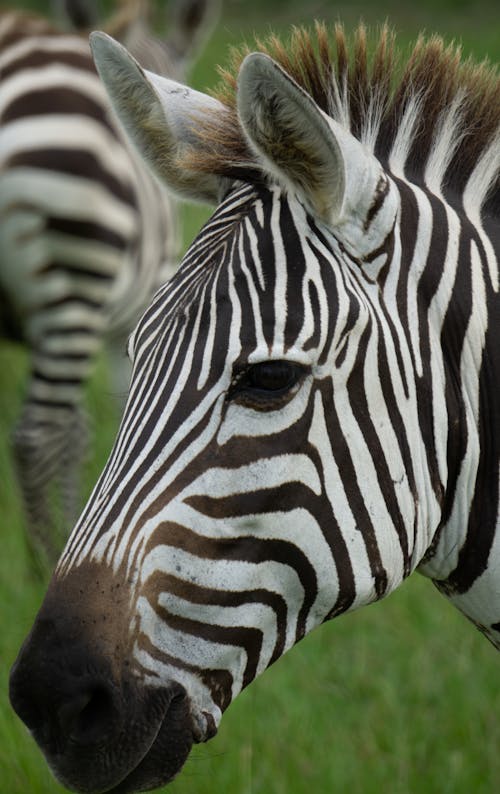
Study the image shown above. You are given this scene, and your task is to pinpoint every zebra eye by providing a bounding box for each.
[228,360,306,407]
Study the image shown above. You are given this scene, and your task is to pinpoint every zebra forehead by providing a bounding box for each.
[173,185,326,286]
[182,23,499,211]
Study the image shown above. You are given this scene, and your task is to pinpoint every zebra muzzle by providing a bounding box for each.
[9,616,197,793]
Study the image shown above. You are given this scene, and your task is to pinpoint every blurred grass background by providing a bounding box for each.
[1,1,499,793]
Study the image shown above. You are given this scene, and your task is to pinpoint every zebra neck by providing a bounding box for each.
[411,185,498,595]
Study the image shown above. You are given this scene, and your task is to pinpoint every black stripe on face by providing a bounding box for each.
[280,198,307,350]
[142,523,318,645]
[346,324,411,576]
[234,197,276,353]
[147,572,289,667]
[315,378,389,599]
[303,280,322,351]
[151,600,264,690]
[305,226,341,368]
[135,631,234,712]
[195,461,359,623]
[364,174,390,231]
[437,221,496,594]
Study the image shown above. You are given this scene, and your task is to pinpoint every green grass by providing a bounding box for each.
[1,1,499,793]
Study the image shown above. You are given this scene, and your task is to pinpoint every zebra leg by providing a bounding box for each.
[11,366,90,571]
[12,408,66,571]
[57,403,91,532]
[11,411,54,542]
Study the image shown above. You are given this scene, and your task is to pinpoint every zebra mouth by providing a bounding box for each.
[100,700,218,794]
[100,694,196,794]
[38,684,202,794]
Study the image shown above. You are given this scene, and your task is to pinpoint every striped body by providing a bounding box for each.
[9,23,499,794]
[0,10,178,559]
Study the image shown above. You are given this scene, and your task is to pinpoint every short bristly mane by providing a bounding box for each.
[184,23,499,215]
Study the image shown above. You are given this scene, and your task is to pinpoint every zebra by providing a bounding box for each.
[0,0,217,565]
[9,20,499,794]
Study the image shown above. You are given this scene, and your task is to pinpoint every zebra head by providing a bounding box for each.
[10,28,498,794]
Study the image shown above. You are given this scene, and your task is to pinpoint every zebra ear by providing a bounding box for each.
[90,32,225,203]
[237,53,395,241]
[164,0,221,68]
[52,0,99,31]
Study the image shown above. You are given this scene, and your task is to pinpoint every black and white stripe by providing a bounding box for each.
[0,2,214,561]
[9,24,499,794]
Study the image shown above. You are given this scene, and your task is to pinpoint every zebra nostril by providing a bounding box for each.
[58,685,118,745]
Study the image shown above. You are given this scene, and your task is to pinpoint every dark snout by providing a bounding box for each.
[9,616,127,755]
[9,569,195,794]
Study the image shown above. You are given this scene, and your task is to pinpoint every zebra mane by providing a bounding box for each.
[184,23,499,214]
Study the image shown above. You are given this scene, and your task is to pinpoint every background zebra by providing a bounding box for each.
[0,0,217,565]
[9,17,499,794]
